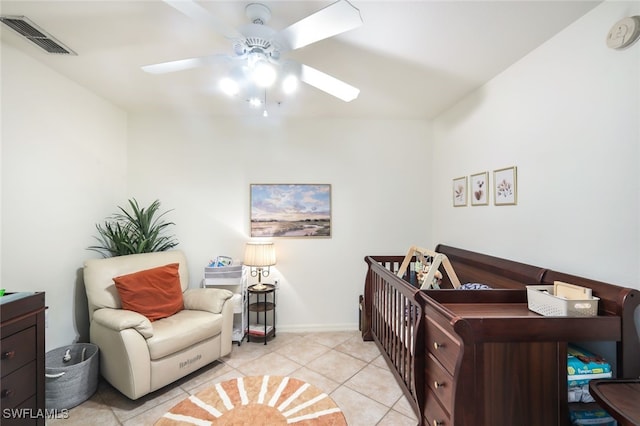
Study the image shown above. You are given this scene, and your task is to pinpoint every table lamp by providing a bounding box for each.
[244,242,276,291]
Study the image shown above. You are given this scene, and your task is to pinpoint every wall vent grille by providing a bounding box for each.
[0,15,76,55]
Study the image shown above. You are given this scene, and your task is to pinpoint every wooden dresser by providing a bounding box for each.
[1,292,46,426]
[421,289,621,426]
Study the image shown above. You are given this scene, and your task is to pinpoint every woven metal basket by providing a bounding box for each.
[45,343,99,410]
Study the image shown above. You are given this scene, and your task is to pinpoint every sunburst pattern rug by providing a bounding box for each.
[155,375,347,425]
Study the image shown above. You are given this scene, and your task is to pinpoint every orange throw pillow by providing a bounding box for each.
[113,263,184,321]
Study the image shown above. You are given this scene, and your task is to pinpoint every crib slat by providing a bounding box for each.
[364,257,424,421]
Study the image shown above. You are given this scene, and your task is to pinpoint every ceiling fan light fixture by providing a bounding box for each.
[252,60,277,87]
[248,97,262,107]
[282,74,299,94]
[219,77,240,96]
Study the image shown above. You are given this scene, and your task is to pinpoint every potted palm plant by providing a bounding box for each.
[88,198,178,257]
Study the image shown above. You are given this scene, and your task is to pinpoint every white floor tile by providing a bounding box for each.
[57,332,416,426]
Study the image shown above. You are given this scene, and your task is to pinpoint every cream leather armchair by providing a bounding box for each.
[83,250,233,400]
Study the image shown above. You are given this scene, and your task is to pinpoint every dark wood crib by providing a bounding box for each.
[361,244,640,426]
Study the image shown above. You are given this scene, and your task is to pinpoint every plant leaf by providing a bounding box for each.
[87,198,178,257]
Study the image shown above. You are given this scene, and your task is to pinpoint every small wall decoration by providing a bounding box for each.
[452,176,467,207]
[470,172,489,206]
[494,166,517,205]
[250,184,331,238]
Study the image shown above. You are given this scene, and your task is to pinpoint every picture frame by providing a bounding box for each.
[494,166,517,205]
[470,172,489,206]
[250,184,331,238]
[452,176,467,207]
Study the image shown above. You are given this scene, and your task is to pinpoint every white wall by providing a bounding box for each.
[1,43,128,350]
[127,115,433,331]
[432,1,640,288]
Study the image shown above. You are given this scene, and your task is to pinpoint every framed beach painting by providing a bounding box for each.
[470,172,489,206]
[250,184,332,238]
[453,176,467,207]
[494,166,517,205]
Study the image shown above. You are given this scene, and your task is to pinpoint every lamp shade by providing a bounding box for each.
[244,242,276,267]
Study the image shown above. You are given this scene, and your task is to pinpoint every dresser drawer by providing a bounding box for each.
[425,308,460,374]
[2,395,38,426]
[424,389,451,426]
[1,326,36,377]
[425,353,454,413]
[1,361,37,409]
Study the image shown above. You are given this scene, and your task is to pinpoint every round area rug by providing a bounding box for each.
[155,375,347,425]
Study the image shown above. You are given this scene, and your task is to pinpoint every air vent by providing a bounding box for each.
[0,15,76,55]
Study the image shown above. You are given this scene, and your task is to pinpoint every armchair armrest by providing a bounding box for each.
[92,308,153,339]
[183,288,233,314]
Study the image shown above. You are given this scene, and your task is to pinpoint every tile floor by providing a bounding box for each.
[47,331,419,425]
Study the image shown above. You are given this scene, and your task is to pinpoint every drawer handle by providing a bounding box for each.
[433,420,444,426]
[433,342,443,350]
[1,389,15,399]
[434,381,444,389]
[1,350,15,360]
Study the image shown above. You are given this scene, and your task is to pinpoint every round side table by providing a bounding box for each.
[246,284,276,344]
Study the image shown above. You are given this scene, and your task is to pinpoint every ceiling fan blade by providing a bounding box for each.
[142,54,229,74]
[300,64,359,102]
[276,0,363,51]
[163,0,243,40]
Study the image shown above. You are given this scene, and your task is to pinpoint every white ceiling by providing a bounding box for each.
[0,0,602,119]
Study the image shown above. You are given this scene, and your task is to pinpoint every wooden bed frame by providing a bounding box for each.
[361,244,640,425]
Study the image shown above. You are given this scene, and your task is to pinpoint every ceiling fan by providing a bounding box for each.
[142,0,363,106]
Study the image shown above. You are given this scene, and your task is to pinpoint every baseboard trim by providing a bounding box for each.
[276,323,359,333]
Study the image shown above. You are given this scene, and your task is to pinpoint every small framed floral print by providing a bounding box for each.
[470,172,489,206]
[453,176,467,207]
[494,166,517,205]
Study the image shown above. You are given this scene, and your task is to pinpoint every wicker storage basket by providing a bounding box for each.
[45,343,99,410]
